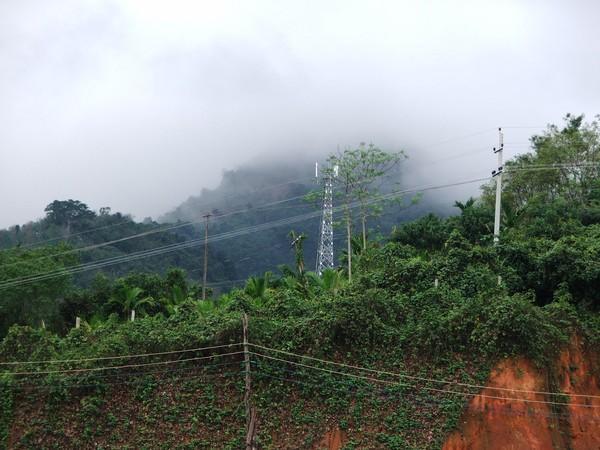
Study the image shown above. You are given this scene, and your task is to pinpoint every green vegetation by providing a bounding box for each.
[0,200,236,289]
[0,115,599,448]
[325,143,406,279]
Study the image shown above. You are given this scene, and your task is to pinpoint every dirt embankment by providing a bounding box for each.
[443,337,600,450]
[316,427,346,450]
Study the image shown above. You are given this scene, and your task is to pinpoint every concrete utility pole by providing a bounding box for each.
[493,127,504,244]
[202,213,211,300]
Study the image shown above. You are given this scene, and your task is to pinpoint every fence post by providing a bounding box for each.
[75,317,80,329]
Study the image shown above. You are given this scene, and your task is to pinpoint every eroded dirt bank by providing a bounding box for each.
[443,337,600,450]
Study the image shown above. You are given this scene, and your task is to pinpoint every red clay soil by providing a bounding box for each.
[443,338,600,450]
[315,427,346,450]
[557,336,600,449]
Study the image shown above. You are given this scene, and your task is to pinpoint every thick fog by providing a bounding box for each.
[0,0,598,228]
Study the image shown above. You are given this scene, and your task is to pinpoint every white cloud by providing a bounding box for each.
[0,0,598,226]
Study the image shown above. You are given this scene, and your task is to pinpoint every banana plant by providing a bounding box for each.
[108,286,157,320]
[306,268,346,297]
[244,272,271,300]
[161,285,189,316]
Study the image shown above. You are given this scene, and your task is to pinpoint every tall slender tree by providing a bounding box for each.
[327,143,405,280]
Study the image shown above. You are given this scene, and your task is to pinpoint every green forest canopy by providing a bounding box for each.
[0,114,599,341]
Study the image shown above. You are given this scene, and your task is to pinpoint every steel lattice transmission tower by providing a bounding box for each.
[316,163,336,275]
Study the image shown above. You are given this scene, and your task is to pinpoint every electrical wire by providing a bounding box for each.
[0,213,324,287]
[2,351,245,377]
[0,176,491,290]
[419,129,496,149]
[248,343,600,400]
[0,342,243,366]
[17,219,141,249]
[11,360,243,388]
[2,175,317,252]
[0,186,317,270]
[0,165,484,272]
[501,126,547,129]
[251,369,598,422]
[506,164,600,174]
[16,369,243,392]
[249,352,600,408]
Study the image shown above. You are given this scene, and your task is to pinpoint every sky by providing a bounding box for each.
[0,0,599,228]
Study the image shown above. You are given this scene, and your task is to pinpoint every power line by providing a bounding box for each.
[2,176,316,252]
[2,351,245,377]
[1,138,504,268]
[249,351,600,408]
[15,368,243,392]
[0,176,491,290]
[15,219,140,249]
[0,200,318,273]
[0,176,488,289]
[506,163,600,172]
[251,363,598,421]
[0,190,316,271]
[0,212,325,288]
[0,158,515,275]
[11,360,242,387]
[248,343,600,400]
[501,126,547,129]
[420,129,496,149]
[253,370,599,423]
[0,342,243,366]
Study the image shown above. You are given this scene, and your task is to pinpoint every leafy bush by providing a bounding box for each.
[470,293,568,362]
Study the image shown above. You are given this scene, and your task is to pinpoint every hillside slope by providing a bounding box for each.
[0,158,453,288]
[444,337,600,450]
[1,117,599,449]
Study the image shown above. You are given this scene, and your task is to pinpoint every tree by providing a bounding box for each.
[482,114,600,215]
[326,143,405,280]
[244,273,271,300]
[0,244,77,337]
[306,268,345,296]
[108,286,156,320]
[44,200,96,234]
[449,198,494,244]
[391,213,448,251]
[288,230,307,276]
[161,285,190,316]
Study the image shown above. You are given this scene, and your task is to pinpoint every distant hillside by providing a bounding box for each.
[0,158,457,290]
[159,158,457,283]
[0,203,235,287]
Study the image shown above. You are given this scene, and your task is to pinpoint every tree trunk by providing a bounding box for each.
[346,207,352,282]
[361,214,367,251]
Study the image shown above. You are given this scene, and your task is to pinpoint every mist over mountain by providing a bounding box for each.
[158,154,461,283]
[0,153,463,290]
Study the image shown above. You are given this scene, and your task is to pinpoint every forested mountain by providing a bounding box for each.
[0,149,457,336]
[158,155,456,281]
[0,154,455,291]
[0,202,235,287]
